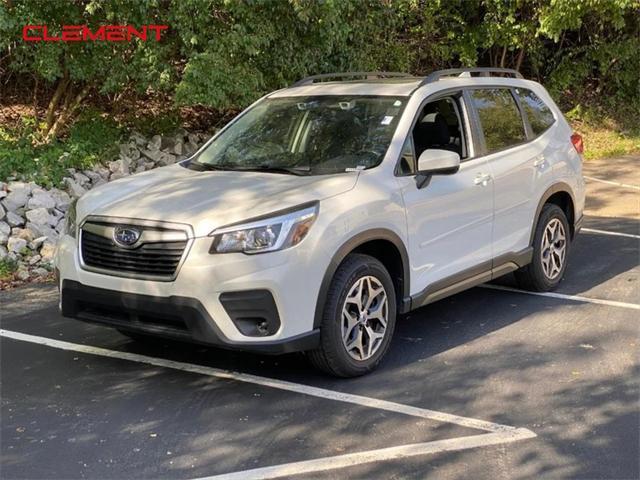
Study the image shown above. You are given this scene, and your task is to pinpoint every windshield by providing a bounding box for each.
[189,95,406,175]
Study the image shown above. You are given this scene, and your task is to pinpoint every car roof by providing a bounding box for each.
[268,69,536,98]
[269,78,423,98]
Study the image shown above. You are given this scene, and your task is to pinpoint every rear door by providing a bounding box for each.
[466,87,551,260]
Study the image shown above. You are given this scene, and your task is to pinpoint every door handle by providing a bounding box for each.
[533,155,546,168]
[474,173,492,186]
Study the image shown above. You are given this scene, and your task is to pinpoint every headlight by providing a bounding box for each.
[210,202,318,254]
[64,199,78,238]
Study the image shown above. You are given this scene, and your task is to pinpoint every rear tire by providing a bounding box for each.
[515,204,570,292]
[308,253,397,377]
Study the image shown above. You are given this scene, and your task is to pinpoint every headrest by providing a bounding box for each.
[416,113,449,146]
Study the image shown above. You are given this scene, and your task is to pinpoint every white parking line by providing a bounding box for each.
[0,328,536,479]
[581,227,640,240]
[584,175,640,191]
[481,284,640,310]
[195,430,536,480]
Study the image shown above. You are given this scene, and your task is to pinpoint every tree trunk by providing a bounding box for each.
[500,46,507,68]
[45,73,70,130]
[45,83,91,142]
[515,48,525,72]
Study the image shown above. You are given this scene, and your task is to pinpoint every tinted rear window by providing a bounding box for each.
[469,89,527,154]
[515,88,555,136]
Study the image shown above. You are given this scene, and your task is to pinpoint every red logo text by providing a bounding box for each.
[23,25,169,42]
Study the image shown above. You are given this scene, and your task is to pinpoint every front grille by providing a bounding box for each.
[80,223,188,279]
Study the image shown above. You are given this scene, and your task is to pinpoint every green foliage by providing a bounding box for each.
[174,1,406,107]
[0,111,122,187]
[0,258,19,281]
[0,0,638,159]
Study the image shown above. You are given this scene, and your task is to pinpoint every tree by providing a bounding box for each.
[0,0,176,140]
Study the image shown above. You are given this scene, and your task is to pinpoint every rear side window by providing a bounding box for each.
[469,89,526,154]
[515,88,555,136]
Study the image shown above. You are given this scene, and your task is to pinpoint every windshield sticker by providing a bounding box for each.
[381,115,394,125]
[393,100,402,107]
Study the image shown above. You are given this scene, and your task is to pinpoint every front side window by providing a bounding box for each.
[189,96,405,175]
[469,89,526,154]
[515,88,555,136]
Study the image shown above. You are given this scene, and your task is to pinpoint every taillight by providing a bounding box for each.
[571,133,584,154]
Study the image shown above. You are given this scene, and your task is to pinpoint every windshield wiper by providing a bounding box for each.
[234,165,312,176]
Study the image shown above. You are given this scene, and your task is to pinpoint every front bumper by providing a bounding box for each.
[61,280,319,353]
[56,231,328,352]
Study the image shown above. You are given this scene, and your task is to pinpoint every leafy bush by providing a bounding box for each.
[0,111,122,187]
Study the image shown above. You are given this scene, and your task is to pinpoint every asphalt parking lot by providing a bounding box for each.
[1,155,638,480]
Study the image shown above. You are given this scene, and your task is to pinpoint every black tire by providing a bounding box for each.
[308,253,397,377]
[515,203,571,292]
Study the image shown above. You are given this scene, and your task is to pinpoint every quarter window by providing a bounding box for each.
[515,88,555,136]
[469,89,526,154]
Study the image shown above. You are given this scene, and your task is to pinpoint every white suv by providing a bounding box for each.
[56,69,585,377]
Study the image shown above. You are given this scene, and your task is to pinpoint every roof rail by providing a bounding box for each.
[291,71,416,87]
[421,68,523,86]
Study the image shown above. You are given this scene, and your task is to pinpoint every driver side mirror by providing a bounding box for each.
[416,149,460,189]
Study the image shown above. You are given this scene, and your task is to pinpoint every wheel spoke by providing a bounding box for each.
[342,307,358,342]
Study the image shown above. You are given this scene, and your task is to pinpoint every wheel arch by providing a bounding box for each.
[531,182,577,243]
[313,229,410,328]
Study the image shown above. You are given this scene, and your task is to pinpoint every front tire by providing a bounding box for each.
[308,253,396,377]
[515,203,570,291]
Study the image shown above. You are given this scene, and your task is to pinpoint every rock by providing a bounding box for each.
[29,236,48,250]
[7,237,28,254]
[95,166,111,180]
[0,221,10,237]
[28,254,41,265]
[0,246,7,260]
[184,140,200,156]
[73,172,91,187]
[157,152,177,166]
[32,267,49,277]
[142,148,163,163]
[6,211,25,227]
[0,203,4,221]
[160,135,176,150]
[27,222,58,242]
[64,178,87,198]
[40,243,56,262]
[2,188,29,212]
[110,172,128,181]
[50,189,72,211]
[173,142,183,155]
[27,191,56,210]
[92,178,107,188]
[16,269,30,281]
[147,135,162,151]
[130,132,147,146]
[0,228,8,245]
[11,227,35,242]
[83,169,103,184]
[108,158,130,175]
[26,208,54,226]
[0,190,6,200]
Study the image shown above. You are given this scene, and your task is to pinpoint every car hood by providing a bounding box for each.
[77,163,358,237]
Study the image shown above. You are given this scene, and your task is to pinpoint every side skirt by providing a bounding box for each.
[407,248,533,311]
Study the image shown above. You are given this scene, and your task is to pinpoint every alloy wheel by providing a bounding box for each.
[341,275,389,361]
[541,218,566,280]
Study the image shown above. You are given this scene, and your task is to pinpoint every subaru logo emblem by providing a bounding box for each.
[113,226,141,247]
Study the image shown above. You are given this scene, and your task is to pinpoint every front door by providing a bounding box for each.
[397,94,494,299]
